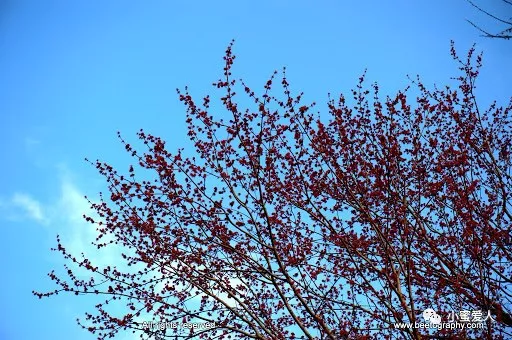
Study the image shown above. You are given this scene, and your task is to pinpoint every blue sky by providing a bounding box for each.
[0,1,511,339]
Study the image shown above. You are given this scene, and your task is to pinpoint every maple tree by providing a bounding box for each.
[35,42,512,339]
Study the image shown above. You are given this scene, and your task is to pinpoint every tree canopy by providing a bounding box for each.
[35,42,512,339]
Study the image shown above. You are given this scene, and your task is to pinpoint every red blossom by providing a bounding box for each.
[34,42,512,339]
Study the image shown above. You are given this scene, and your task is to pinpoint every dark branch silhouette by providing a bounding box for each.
[467,0,512,39]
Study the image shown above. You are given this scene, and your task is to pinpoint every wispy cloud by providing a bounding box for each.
[24,137,41,149]
[1,169,125,271]
[53,173,129,272]
[9,192,48,224]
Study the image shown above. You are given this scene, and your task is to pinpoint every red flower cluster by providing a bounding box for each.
[35,41,512,339]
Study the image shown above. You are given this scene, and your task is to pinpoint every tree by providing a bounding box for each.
[34,41,512,339]
[467,0,512,39]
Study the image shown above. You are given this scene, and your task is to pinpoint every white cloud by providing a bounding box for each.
[2,167,154,338]
[56,179,97,253]
[0,170,126,272]
[24,137,41,149]
[54,175,131,273]
[10,192,48,224]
